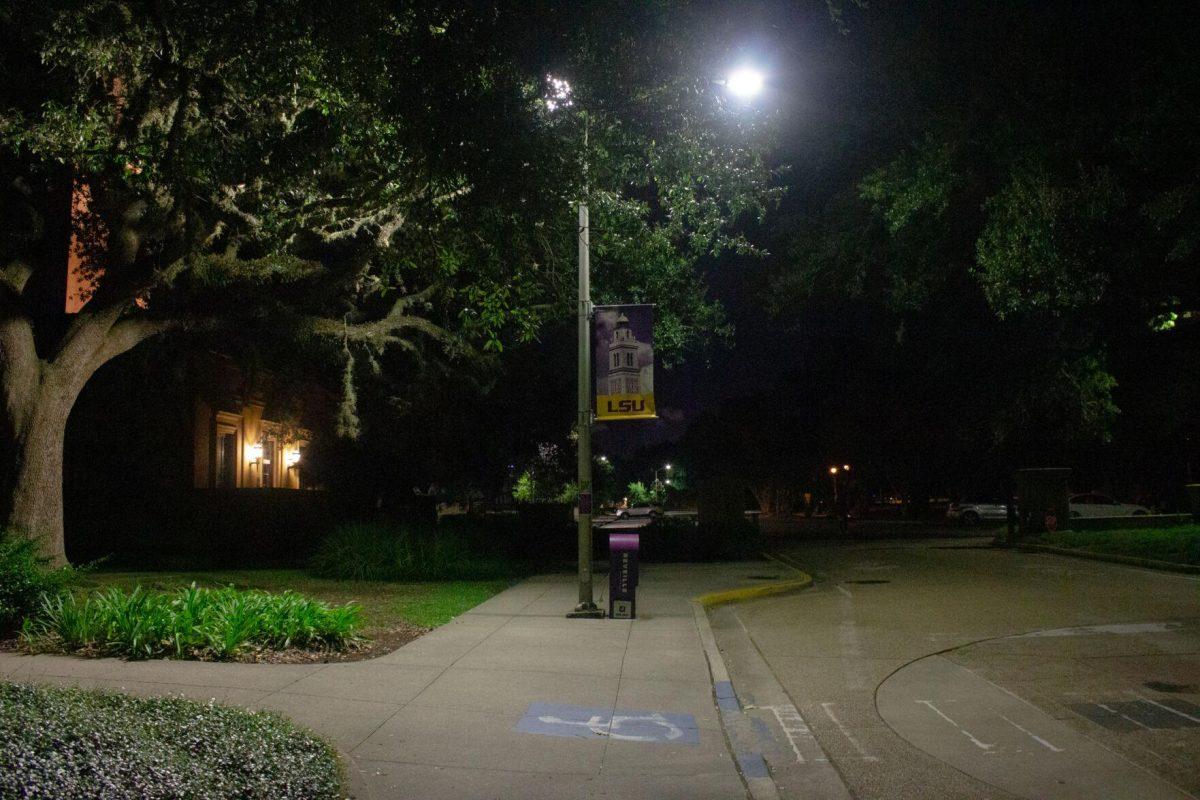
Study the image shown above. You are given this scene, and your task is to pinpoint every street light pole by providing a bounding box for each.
[571,197,601,617]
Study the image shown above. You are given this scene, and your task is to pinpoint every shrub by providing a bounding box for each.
[0,681,342,800]
[0,529,74,635]
[310,521,521,581]
[637,515,764,562]
[21,584,362,660]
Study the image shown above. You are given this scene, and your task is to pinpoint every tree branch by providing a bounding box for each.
[307,286,462,353]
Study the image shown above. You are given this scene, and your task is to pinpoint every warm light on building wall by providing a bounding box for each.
[286,450,301,468]
[248,442,264,462]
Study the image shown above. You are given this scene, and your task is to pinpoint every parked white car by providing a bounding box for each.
[1068,493,1150,518]
[946,497,1010,526]
[615,505,663,519]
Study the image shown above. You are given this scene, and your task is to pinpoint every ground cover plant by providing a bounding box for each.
[0,681,342,800]
[21,584,362,660]
[1040,525,1200,567]
[0,528,73,634]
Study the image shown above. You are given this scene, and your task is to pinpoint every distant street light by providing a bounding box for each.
[829,464,851,505]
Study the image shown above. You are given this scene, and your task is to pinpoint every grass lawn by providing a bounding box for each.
[74,570,510,631]
[1039,524,1200,566]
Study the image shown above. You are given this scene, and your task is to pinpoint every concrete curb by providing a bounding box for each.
[691,554,818,800]
[693,553,814,610]
[1017,543,1200,575]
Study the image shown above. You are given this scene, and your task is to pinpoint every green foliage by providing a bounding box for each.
[975,165,1123,318]
[310,521,520,582]
[1039,525,1200,566]
[0,682,342,800]
[0,529,74,634]
[626,481,658,506]
[510,442,571,503]
[20,584,362,660]
[860,136,958,234]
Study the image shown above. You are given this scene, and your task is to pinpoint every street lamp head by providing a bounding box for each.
[664,463,672,470]
[843,464,851,471]
[725,66,765,99]
[829,466,839,475]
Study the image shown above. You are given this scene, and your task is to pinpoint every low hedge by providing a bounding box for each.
[1038,525,1200,567]
[0,682,343,799]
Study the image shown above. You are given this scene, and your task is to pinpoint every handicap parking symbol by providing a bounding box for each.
[516,701,700,745]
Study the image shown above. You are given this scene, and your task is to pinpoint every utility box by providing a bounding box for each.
[1014,468,1071,541]
[608,532,640,619]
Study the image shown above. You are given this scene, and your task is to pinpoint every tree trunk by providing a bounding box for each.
[3,377,75,567]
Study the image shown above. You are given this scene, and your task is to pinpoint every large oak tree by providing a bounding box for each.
[1,0,779,563]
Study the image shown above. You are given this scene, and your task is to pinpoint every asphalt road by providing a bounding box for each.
[712,538,1200,800]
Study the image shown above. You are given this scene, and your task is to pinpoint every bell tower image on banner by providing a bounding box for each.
[594,305,656,421]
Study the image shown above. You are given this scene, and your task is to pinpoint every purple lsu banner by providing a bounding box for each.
[594,305,656,421]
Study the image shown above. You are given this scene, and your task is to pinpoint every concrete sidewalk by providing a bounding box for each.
[0,563,787,800]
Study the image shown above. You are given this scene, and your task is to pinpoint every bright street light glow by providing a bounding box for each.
[725,67,764,99]
[829,466,838,475]
[665,463,672,470]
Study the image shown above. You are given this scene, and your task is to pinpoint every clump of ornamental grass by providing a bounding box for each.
[21,584,362,660]
[0,681,343,800]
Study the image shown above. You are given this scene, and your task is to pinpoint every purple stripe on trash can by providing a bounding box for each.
[609,533,640,550]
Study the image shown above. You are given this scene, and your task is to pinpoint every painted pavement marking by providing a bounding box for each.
[1126,692,1200,725]
[1012,621,1181,639]
[820,702,878,761]
[998,714,1064,752]
[835,584,853,599]
[1072,697,1200,732]
[763,703,827,764]
[916,700,996,753]
[515,701,700,745]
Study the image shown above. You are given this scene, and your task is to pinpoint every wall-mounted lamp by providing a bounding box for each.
[286,450,301,469]
[248,442,264,463]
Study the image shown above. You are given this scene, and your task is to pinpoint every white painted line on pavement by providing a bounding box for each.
[835,584,853,599]
[916,700,996,753]
[1098,703,1152,730]
[820,702,878,761]
[763,704,829,764]
[1127,692,1200,724]
[999,714,1064,752]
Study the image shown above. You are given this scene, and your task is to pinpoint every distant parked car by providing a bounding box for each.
[1068,493,1150,518]
[946,497,1010,526]
[615,505,663,519]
